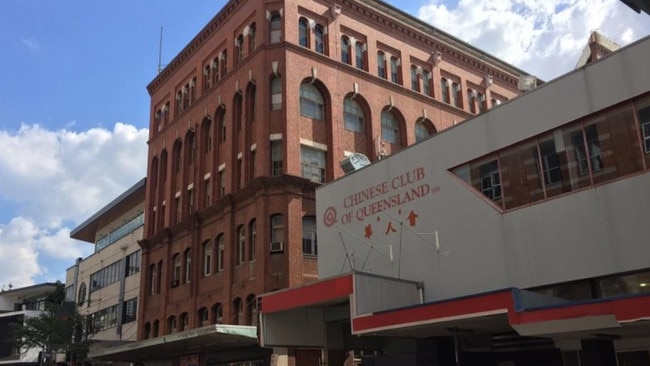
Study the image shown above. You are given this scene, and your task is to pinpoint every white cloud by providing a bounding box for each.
[0,123,148,287]
[416,0,650,81]
[21,37,40,51]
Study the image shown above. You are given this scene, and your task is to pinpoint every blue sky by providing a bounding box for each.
[0,0,648,289]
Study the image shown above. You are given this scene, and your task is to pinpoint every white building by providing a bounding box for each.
[0,283,59,365]
[259,36,650,366]
[66,178,145,365]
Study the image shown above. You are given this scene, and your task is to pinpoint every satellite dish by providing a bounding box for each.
[340,153,371,174]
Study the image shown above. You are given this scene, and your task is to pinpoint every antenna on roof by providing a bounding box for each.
[157,26,166,74]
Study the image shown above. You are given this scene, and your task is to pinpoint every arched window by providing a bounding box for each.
[167,315,177,334]
[216,106,227,143]
[248,23,256,53]
[184,248,192,283]
[246,82,256,123]
[203,240,212,276]
[144,322,151,339]
[233,297,243,325]
[415,119,436,143]
[377,51,386,79]
[246,294,258,326]
[237,225,246,265]
[302,216,317,256]
[185,130,196,166]
[355,42,365,70]
[201,117,212,154]
[299,82,324,120]
[152,320,160,337]
[221,50,227,76]
[234,92,243,131]
[315,25,325,54]
[180,312,189,331]
[216,234,225,271]
[298,17,309,47]
[341,36,351,64]
[381,110,400,144]
[343,96,364,133]
[271,75,282,110]
[249,219,257,261]
[197,307,209,327]
[212,303,223,324]
[269,12,282,43]
[172,140,182,175]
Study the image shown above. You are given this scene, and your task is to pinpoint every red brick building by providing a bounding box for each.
[129,0,532,364]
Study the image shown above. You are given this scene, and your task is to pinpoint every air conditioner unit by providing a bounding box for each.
[170,279,180,287]
[270,241,284,253]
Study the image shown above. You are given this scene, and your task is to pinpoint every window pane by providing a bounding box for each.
[499,140,544,209]
[381,111,399,144]
[344,98,363,132]
[586,103,643,185]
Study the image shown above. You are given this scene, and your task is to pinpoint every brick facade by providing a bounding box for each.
[138,0,528,347]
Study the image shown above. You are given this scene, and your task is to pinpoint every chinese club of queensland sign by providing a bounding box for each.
[323,166,440,239]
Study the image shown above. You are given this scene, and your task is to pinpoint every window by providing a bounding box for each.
[572,124,603,176]
[247,294,258,326]
[249,219,257,261]
[184,249,192,283]
[153,320,159,337]
[452,82,462,108]
[149,264,157,295]
[122,298,137,324]
[202,118,212,154]
[271,75,282,110]
[390,57,400,84]
[270,215,284,244]
[90,260,121,292]
[269,12,282,43]
[198,307,209,326]
[299,82,324,120]
[377,52,386,79]
[234,92,243,131]
[411,65,419,91]
[341,36,351,64]
[248,23,256,53]
[125,250,140,277]
[219,170,226,197]
[467,89,477,114]
[246,82,256,123]
[538,139,562,186]
[302,216,317,255]
[271,140,283,176]
[180,312,189,331]
[381,110,400,144]
[204,178,211,208]
[212,303,223,324]
[237,225,246,265]
[187,188,194,215]
[217,108,226,142]
[172,254,181,286]
[203,240,212,276]
[298,18,309,47]
[212,57,219,84]
[355,42,365,70]
[479,160,502,200]
[221,50,227,76]
[167,316,177,334]
[415,120,435,143]
[344,97,364,133]
[423,71,432,96]
[301,147,326,183]
[640,105,650,153]
[233,298,243,325]
[441,78,450,103]
[236,35,244,64]
[315,25,325,54]
[217,235,225,272]
[173,140,183,174]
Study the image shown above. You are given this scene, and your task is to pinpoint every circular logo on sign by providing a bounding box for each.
[323,207,337,227]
